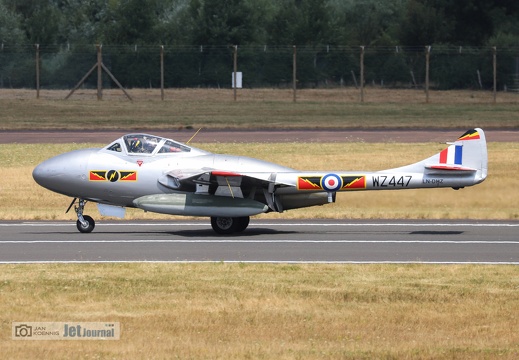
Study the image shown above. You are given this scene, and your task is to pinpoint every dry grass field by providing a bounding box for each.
[1,88,519,130]
[1,141,517,221]
[2,263,518,359]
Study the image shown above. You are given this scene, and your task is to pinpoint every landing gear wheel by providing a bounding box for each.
[73,199,95,233]
[211,217,236,234]
[77,215,95,233]
[234,216,250,233]
[210,216,250,234]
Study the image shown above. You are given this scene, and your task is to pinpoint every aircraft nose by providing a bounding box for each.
[32,157,63,189]
[32,162,46,186]
[33,149,94,194]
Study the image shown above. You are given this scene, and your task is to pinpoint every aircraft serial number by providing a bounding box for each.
[422,178,444,184]
[371,175,412,188]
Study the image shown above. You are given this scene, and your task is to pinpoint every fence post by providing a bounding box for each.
[35,44,40,99]
[160,45,164,101]
[351,70,358,89]
[65,43,131,101]
[360,46,365,103]
[425,46,431,103]
[493,47,497,104]
[293,45,297,103]
[97,44,102,100]
[233,45,238,101]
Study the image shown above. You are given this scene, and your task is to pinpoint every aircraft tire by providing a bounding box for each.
[234,216,250,233]
[210,216,238,234]
[77,215,95,233]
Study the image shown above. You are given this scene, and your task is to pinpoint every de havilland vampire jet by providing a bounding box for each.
[33,128,487,234]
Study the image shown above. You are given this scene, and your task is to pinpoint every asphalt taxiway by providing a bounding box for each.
[0,220,517,264]
[2,129,517,144]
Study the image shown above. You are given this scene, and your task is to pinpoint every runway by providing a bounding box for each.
[1,220,517,264]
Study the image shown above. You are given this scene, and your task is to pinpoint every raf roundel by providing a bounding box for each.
[321,173,343,192]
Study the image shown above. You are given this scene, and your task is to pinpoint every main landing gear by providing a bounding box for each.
[66,199,249,235]
[210,216,250,235]
[67,198,95,233]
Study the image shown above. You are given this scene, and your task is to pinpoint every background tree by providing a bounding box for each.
[267,0,331,45]
[0,1,26,87]
[0,1,25,44]
[2,0,519,89]
[3,0,61,44]
[442,0,494,45]
[98,0,160,44]
[187,0,267,46]
[330,0,406,46]
[398,0,453,46]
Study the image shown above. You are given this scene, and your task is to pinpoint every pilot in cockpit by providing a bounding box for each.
[129,138,143,153]
[127,136,159,154]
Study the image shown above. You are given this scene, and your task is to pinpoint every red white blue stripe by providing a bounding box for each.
[439,145,463,165]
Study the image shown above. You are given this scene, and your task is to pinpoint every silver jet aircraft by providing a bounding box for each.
[33,128,487,234]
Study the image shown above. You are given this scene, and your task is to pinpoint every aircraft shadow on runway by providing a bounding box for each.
[24,228,464,237]
[410,231,464,235]
[165,228,297,237]
[25,227,297,238]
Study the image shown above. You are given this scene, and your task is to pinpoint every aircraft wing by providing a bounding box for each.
[151,168,292,216]
[158,168,292,195]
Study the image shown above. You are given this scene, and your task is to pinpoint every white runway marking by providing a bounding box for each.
[1,260,518,265]
[1,221,519,227]
[2,239,518,244]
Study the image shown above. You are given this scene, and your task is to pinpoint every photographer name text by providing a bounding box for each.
[12,322,120,340]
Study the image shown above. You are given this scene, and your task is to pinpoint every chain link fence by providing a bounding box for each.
[1,44,519,95]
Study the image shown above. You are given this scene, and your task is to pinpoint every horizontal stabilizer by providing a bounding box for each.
[425,164,477,173]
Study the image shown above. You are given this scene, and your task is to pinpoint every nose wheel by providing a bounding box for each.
[68,198,96,233]
[77,214,95,233]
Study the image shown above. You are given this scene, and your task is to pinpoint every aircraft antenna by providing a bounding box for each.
[186,128,202,144]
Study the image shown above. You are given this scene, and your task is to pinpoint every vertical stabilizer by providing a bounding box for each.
[386,128,488,185]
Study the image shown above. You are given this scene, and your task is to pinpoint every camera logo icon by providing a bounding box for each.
[15,324,32,337]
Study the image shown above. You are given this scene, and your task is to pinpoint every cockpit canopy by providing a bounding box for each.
[104,134,208,156]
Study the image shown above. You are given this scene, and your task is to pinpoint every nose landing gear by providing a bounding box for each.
[67,198,95,233]
[77,213,95,233]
